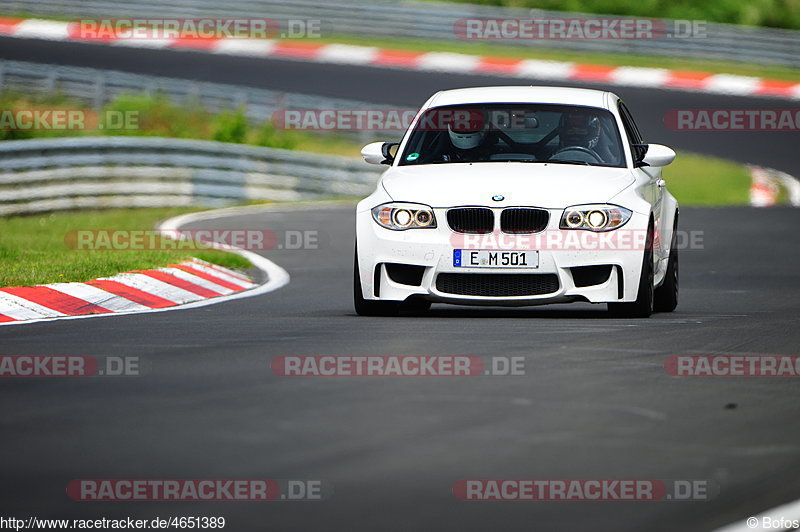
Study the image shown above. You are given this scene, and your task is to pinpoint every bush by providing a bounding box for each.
[102,94,212,138]
[253,120,298,150]
[434,0,800,30]
[0,91,344,154]
[211,108,248,144]
[0,91,79,141]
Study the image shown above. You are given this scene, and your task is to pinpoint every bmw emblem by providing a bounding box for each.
[492,195,505,202]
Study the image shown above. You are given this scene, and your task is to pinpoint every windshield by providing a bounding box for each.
[398,103,626,168]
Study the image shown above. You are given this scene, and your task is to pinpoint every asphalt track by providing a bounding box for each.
[1,37,800,531]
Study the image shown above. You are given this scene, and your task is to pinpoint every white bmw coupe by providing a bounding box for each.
[355,86,679,318]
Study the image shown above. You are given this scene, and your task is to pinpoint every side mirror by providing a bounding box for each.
[361,142,398,165]
[638,143,676,168]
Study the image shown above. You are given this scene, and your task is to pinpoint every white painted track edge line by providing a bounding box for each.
[712,498,800,531]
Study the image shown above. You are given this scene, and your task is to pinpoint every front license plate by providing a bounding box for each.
[453,250,539,268]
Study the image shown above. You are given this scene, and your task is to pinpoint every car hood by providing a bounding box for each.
[381,163,635,209]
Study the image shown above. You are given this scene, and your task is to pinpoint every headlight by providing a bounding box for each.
[372,203,437,230]
[560,205,631,232]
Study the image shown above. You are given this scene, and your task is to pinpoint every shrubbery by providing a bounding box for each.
[0,92,310,151]
[433,0,800,30]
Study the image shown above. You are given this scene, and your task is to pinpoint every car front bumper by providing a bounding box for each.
[356,207,649,306]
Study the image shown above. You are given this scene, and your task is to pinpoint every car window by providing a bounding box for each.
[398,103,626,168]
[618,101,647,163]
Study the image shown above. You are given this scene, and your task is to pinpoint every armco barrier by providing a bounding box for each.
[0,136,382,215]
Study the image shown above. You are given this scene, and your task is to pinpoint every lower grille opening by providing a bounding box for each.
[570,265,613,288]
[385,263,426,286]
[435,273,559,297]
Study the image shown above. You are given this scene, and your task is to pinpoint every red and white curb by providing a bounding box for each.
[1,17,799,100]
[0,258,252,323]
[0,207,291,326]
[749,166,800,207]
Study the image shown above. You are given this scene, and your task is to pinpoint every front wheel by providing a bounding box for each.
[654,219,679,312]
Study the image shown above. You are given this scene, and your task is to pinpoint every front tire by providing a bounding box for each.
[654,218,679,313]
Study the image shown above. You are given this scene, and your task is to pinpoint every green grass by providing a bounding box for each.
[0,92,361,155]
[419,0,800,31]
[663,151,752,205]
[0,208,252,287]
[312,34,800,82]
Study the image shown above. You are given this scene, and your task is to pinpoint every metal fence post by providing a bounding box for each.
[94,73,106,109]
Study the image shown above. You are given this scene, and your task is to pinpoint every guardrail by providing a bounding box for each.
[2,0,799,68]
[0,59,391,143]
[0,136,382,216]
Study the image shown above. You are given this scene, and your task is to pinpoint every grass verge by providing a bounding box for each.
[0,92,361,155]
[418,0,800,31]
[664,151,752,206]
[0,208,252,287]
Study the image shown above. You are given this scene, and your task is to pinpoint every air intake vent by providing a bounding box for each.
[570,265,613,287]
[500,208,549,234]
[385,263,426,286]
[436,273,559,297]
[447,208,494,234]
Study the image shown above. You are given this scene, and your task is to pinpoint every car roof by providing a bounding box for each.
[425,86,617,110]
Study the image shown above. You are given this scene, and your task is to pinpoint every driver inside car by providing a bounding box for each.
[440,113,493,162]
[559,112,601,149]
[555,111,614,163]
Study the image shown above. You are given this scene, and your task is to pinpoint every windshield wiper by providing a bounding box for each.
[546,159,591,166]
[488,159,543,163]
